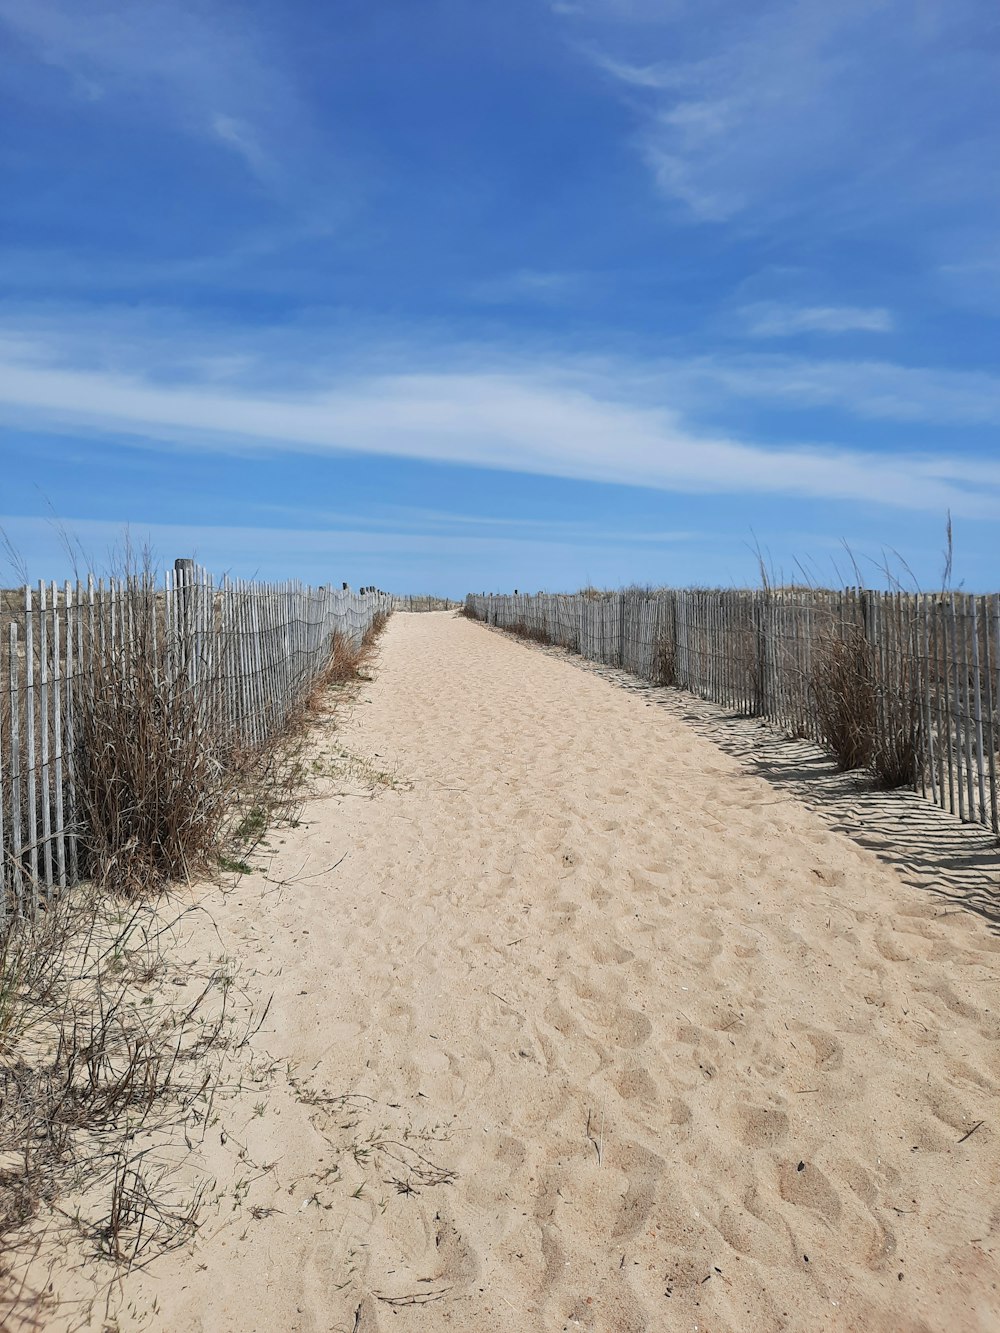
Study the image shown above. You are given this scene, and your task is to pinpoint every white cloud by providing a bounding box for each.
[588,52,677,89]
[470,269,586,305]
[570,0,997,227]
[741,304,894,337]
[0,0,299,183]
[0,324,998,519]
[668,355,1000,432]
[210,114,274,184]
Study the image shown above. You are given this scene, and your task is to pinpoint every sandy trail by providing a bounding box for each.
[121,612,999,1331]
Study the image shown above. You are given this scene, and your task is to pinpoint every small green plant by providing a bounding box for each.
[235,808,268,843]
[219,855,253,875]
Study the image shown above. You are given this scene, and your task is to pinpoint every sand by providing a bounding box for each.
[34,611,1000,1331]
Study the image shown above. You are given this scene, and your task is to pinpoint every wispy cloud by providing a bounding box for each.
[209,114,275,185]
[588,52,677,90]
[667,354,1000,429]
[0,321,998,519]
[740,304,893,338]
[567,0,999,228]
[470,269,587,306]
[0,0,300,184]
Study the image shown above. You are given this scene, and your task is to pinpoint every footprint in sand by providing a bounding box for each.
[591,940,634,965]
[777,1160,842,1223]
[606,1004,653,1048]
[612,1062,658,1104]
[736,1103,790,1149]
[611,1141,666,1238]
[804,1029,844,1070]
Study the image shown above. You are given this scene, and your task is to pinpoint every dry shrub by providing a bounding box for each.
[811,622,923,786]
[74,592,232,897]
[871,695,922,789]
[653,635,676,687]
[365,609,389,643]
[508,620,551,646]
[811,624,877,770]
[871,648,923,790]
[72,583,389,898]
[0,890,230,1288]
[326,631,369,686]
[328,613,386,684]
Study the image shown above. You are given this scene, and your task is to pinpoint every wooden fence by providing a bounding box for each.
[1,563,391,918]
[392,595,460,612]
[467,588,1000,837]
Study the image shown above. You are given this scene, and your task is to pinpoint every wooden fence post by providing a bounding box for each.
[175,557,196,683]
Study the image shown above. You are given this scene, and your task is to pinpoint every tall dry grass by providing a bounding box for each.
[653,635,677,687]
[810,621,922,787]
[67,590,390,898]
[811,624,877,771]
[73,594,232,897]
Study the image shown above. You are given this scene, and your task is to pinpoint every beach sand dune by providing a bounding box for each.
[79,612,1000,1331]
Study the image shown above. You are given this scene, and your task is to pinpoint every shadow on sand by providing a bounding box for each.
[555,647,1000,934]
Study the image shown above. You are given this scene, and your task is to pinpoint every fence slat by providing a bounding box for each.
[8,622,24,914]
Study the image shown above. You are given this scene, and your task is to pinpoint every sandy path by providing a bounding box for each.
[132,611,999,1332]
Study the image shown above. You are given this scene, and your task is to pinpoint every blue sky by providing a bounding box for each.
[1,0,998,595]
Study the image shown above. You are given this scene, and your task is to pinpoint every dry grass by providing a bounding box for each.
[810,622,922,788]
[870,641,923,791]
[224,612,391,864]
[294,613,387,722]
[327,613,387,687]
[0,887,242,1325]
[74,608,233,898]
[811,624,878,771]
[456,601,552,645]
[506,620,552,646]
[65,587,390,899]
[871,695,922,789]
[653,635,677,687]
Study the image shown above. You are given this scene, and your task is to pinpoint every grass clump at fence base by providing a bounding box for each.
[294,612,388,730]
[75,632,231,899]
[653,635,677,687]
[324,612,387,687]
[811,625,877,772]
[870,643,923,790]
[872,694,922,790]
[811,623,922,788]
[75,588,389,900]
[505,620,551,646]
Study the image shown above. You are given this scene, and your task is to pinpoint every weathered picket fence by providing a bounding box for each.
[1,563,391,916]
[392,595,460,612]
[467,588,1000,837]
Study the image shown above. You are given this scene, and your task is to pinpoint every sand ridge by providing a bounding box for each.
[96,611,1000,1331]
